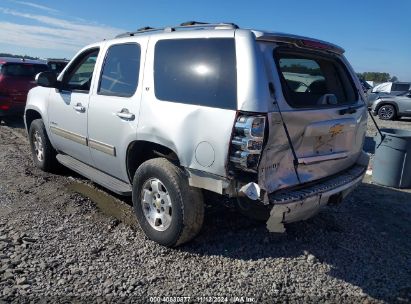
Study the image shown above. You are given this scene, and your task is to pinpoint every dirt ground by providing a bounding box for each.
[0,115,410,303]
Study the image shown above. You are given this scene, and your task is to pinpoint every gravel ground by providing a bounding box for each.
[0,116,410,303]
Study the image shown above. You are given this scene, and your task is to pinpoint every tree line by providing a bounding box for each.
[0,53,40,60]
[357,72,398,83]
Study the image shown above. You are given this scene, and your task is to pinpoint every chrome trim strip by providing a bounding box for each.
[298,152,349,165]
[50,126,87,146]
[89,139,116,156]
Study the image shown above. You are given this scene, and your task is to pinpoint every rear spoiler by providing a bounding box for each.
[256,33,345,55]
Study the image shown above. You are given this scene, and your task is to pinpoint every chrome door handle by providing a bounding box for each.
[73,103,86,113]
[116,108,135,120]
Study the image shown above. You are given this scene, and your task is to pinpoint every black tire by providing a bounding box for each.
[377,104,396,120]
[28,119,58,172]
[132,158,204,247]
[237,197,271,222]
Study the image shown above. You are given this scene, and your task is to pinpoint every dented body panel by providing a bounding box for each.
[258,108,367,194]
[266,159,368,232]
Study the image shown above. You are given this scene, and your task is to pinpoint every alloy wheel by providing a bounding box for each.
[33,131,44,162]
[379,106,394,120]
[141,178,173,231]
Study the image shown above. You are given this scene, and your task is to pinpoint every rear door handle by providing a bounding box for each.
[73,103,86,113]
[116,108,135,120]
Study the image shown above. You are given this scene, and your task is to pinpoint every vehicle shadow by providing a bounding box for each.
[181,182,411,302]
[0,116,26,129]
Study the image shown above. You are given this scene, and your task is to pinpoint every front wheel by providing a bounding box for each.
[378,104,396,120]
[132,158,204,247]
[28,119,58,172]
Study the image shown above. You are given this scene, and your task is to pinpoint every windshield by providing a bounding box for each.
[0,63,49,78]
[274,49,358,108]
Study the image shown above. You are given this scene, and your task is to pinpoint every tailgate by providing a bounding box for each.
[258,107,367,194]
[257,45,367,193]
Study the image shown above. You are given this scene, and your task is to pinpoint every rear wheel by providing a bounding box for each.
[132,158,204,247]
[378,104,396,120]
[28,119,59,172]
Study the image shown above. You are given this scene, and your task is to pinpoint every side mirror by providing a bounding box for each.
[35,71,57,88]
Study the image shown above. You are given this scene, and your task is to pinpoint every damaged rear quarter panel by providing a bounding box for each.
[137,101,236,177]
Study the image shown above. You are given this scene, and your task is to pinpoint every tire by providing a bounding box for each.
[377,104,396,120]
[28,119,58,172]
[132,158,204,247]
[237,197,271,222]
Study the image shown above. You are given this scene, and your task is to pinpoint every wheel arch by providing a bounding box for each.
[126,140,181,182]
[25,108,43,132]
[375,101,399,114]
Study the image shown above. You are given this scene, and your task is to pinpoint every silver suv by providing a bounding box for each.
[25,22,369,247]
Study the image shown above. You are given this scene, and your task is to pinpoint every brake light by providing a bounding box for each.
[299,39,331,50]
[229,114,266,172]
[0,104,10,110]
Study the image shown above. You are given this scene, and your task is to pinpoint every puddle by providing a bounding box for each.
[66,182,138,228]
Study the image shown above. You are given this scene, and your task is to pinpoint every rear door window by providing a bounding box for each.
[98,43,141,97]
[275,50,357,108]
[154,38,237,110]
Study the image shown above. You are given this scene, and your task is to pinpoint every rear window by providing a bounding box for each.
[154,38,237,110]
[0,63,48,78]
[275,49,357,108]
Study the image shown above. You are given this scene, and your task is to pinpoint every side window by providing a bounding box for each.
[98,43,141,97]
[391,83,410,92]
[64,49,99,92]
[154,38,237,110]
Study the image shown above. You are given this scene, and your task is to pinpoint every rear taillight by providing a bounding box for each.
[229,114,266,172]
[0,104,10,110]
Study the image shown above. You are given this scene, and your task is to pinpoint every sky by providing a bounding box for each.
[0,0,410,81]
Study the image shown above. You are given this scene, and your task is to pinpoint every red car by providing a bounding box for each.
[0,57,49,118]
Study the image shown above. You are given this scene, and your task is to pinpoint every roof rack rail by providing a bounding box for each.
[179,21,239,29]
[115,21,239,38]
[137,26,155,31]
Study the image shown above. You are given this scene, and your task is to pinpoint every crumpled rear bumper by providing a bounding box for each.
[266,164,367,232]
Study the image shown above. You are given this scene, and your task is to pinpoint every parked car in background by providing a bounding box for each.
[0,57,48,118]
[371,90,411,120]
[372,81,411,95]
[46,59,69,75]
[367,82,411,107]
[25,22,369,246]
